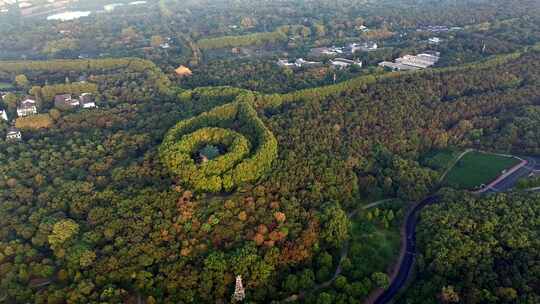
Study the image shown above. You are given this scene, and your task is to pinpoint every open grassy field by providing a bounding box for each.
[15,114,54,130]
[421,149,462,172]
[444,152,520,189]
[348,202,402,280]
[0,82,13,89]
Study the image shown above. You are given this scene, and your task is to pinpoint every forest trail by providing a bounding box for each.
[283,198,396,302]
[437,148,473,183]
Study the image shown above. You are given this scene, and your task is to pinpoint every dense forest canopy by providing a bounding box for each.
[1,45,539,302]
[401,190,540,303]
[0,0,540,303]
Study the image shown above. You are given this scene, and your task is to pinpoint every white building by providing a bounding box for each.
[395,53,440,69]
[379,52,440,71]
[104,3,124,12]
[378,61,420,71]
[428,37,441,45]
[6,127,21,141]
[278,58,322,68]
[17,98,37,117]
[54,94,79,109]
[365,42,378,51]
[349,42,378,53]
[80,93,97,108]
[0,109,7,121]
[359,25,369,32]
[294,58,322,68]
[277,59,296,67]
[18,1,32,8]
[331,58,362,69]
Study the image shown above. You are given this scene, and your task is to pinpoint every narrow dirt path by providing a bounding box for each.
[438,148,473,183]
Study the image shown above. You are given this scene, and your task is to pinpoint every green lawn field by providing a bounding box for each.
[0,82,13,89]
[421,149,462,172]
[348,202,402,280]
[444,152,520,189]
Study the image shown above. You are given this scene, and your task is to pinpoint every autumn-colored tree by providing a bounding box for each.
[48,219,79,248]
[15,74,29,88]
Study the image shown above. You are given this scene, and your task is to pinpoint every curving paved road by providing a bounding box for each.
[373,196,438,304]
[373,155,540,304]
[484,156,540,193]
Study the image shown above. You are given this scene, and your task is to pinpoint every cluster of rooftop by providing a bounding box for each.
[277,58,362,69]
[277,58,322,68]
[417,25,463,33]
[54,93,96,110]
[313,41,378,57]
[0,0,15,12]
[7,0,76,17]
[1,92,96,142]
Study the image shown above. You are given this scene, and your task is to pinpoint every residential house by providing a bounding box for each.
[277,59,296,67]
[278,58,322,68]
[349,42,378,53]
[17,98,37,117]
[0,109,7,121]
[80,93,97,108]
[6,126,21,141]
[428,37,441,45]
[348,43,361,54]
[331,58,362,69]
[54,94,79,110]
[364,42,378,51]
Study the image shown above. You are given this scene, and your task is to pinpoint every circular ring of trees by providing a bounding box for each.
[160,100,278,192]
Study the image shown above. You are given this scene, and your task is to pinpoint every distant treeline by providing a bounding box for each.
[197,27,289,50]
[178,46,530,113]
[0,58,158,76]
[0,58,172,97]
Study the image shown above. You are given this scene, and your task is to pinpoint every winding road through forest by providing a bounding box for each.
[281,153,540,304]
[372,155,540,304]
